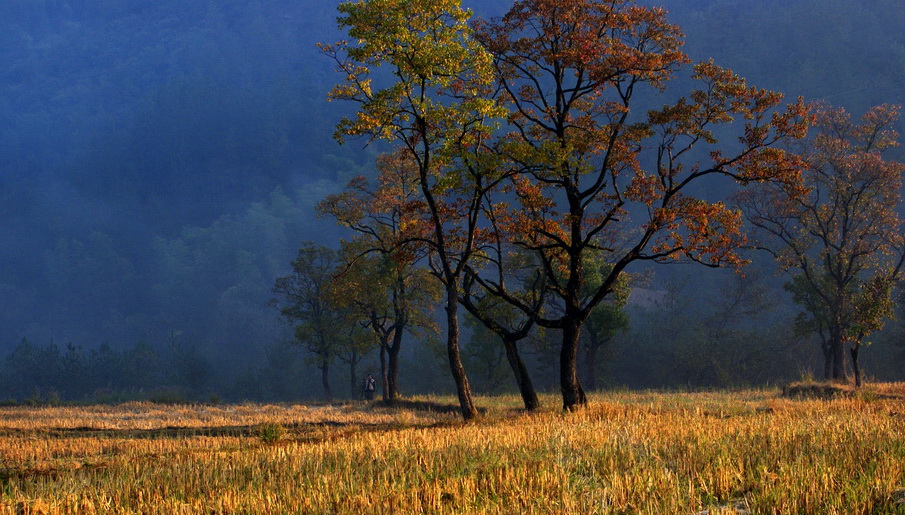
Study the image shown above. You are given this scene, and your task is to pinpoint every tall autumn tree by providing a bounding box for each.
[471,0,810,410]
[322,0,505,419]
[319,151,439,402]
[739,104,905,385]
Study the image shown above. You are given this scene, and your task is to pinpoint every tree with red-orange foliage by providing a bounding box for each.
[318,150,440,403]
[471,0,810,410]
[738,104,905,386]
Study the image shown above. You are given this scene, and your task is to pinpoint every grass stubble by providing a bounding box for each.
[1,388,904,514]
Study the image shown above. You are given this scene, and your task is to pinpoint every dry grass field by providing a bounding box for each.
[2,386,905,514]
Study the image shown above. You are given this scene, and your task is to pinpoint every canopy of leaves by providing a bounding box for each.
[740,104,905,345]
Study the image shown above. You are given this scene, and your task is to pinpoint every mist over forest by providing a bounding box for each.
[2,0,904,403]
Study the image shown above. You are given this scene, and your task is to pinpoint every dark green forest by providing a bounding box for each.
[1,0,903,403]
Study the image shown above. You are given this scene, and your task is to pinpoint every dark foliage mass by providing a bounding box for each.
[0,0,903,402]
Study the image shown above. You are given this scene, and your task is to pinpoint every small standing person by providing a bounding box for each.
[363,373,377,401]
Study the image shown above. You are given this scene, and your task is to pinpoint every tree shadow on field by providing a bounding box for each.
[0,419,400,441]
[782,381,905,400]
[378,398,486,416]
[0,399,482,444]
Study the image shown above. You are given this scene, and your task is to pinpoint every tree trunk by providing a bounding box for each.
[388,274,407,402]
[501,336,539,411]
[445,286,478,420]
[387,328,403,400]
[560,316,587,411]
[849,343,862,387]
[831,333,848,382]
[822,343,832,381]
[379,342,389,402]
[320,356,333,402]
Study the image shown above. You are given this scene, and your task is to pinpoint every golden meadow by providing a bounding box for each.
[2,387,905,514]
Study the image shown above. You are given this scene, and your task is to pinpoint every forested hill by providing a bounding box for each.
[1,0,357,230]
[1,0,903,398]
[0,0,369,364]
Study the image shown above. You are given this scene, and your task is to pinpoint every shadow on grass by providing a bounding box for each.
[0,419,401,441]
[376,398,487,416]
[782,381,905,400]
[0,418,437,483]
[0,402,468,441]
[0,398,487,451]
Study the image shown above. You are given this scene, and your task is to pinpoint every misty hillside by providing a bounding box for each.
[1,0,903,400]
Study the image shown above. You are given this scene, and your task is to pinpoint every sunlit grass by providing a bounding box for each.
[2,387,905,513]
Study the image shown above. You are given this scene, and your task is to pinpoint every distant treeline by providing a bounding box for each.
[0,336,349,404]
[7,275,902,405]
[0,338,210,404]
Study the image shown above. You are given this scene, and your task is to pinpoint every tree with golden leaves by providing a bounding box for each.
[322,0,507,419]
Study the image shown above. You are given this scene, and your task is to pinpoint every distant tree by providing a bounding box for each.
[579,260,630,391]
[334,321,373,398]
[461,317,509,393]
[163,331,210,393]
[322,0,505,420]
[330,250,439,401]
[739,104,905,385]
[470,0,810,410]
[688,272,790,386]
[4,338,62,399]
[272,243,368,401]
[614,272,807,388]
[318,151,440,402]
[121,341,161,391]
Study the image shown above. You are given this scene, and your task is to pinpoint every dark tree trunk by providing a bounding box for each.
[445,286,478,420]
[560,316,587,411]
[831,333,848,382]
[850,344,862,387]
[320,356,333,402]
[379,342,389,402]
[501,336,539,411]
[822,343,832,381]
[388,274,407,402]
[387,328,403,400]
